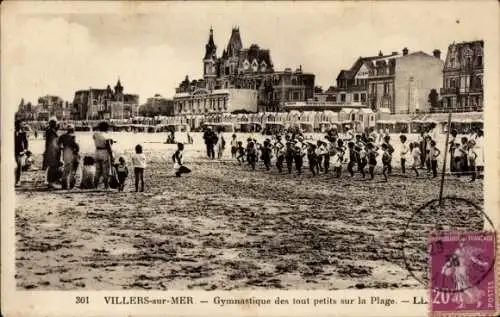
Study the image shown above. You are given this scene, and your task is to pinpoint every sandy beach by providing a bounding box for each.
[15,132,484,290]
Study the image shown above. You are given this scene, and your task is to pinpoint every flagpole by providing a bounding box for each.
[439,111,452,206]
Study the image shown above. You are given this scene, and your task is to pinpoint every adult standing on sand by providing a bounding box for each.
[93,121,114,189]
[43,118,61,189]
[15,120,29,186]
[216,130,226,159]
[58,124,80,190]
[203,127,217,159]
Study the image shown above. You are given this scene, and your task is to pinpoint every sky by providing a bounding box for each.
[1,1,493,108]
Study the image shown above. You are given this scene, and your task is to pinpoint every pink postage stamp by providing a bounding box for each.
[428,231,497,316]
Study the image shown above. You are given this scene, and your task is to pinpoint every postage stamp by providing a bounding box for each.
[428,231,496,315]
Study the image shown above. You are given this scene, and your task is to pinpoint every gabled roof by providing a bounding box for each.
[337,52,398,80]
[238,46,273,69]
[336,69,354,80]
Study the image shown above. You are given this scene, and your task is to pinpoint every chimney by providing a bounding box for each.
[392,51,398,55]
[433,49,441,59]
[378,50,383,57]
[403,47,409,56]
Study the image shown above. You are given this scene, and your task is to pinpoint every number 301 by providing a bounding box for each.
[76,296,89,304]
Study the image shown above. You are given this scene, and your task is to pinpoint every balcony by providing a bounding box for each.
[440,87,483,95]
[440,87,459,95]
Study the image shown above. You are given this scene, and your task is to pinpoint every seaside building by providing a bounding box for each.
[173,27,315,118]
[140,94,175,117]
[440,40,484,112]
[72,79,139,120]
[34,95,68,121]
[335,48,444,114]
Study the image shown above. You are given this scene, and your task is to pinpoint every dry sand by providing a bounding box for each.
[15,133,484,290]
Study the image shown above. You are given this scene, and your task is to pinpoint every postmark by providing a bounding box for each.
[428,231,496,314]
[402,197,495,287]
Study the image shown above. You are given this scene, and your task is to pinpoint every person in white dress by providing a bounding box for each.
[473,129,484,178]
[399,135,410,174]
[216,131,226,159]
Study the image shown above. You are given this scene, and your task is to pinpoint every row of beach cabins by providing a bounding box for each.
[27,108,483,135]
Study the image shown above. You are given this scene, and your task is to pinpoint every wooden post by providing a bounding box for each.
[439,112,452,206]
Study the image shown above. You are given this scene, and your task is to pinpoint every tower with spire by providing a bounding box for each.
[203,27,218,89]
[114,78,124,102]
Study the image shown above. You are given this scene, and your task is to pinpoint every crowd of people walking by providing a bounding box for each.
[221,125,484,182]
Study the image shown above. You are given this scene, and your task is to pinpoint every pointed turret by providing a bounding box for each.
[227,27,243,57]
[204,27,217,60]
[114,78,123,94]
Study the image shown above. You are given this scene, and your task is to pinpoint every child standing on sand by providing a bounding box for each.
[132,144,146,192]
[382,135,394,174]
[467,140,478,182]
[236,141,245,164]
[331,150,343,178]
[81,156,96,189]
[230,134,238,158]
[246,141,257,170]
[366,143,379,180]
[381,143,392,182]
[347,142,357,177]
[172,143,191,177]
[294,142,305,175]
[357,145,367,178]
[275,137,285,173]
[307,143,318,176]
[428,140,441,178]
[410,142,421,177]
[261,139,273,171]
[399,135,409,174]
[285,141,295,174]
[115,157,129,192]
[216,133,226,159]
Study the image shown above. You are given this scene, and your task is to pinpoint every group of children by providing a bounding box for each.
[79,142,191,192]
[449,129,484,181]
[227,130,476,182]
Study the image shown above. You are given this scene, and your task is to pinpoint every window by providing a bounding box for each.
[251,60,258,72]
[384,83,389,95]
[450,79,456,88]
[361,93,366,103]
[477,56,483,67]
[353,93,359,102]
[340,94,346,102]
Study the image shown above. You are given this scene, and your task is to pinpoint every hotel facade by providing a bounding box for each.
[440,40,483,112]
[72,79,139,120]
[173,27,315,119]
